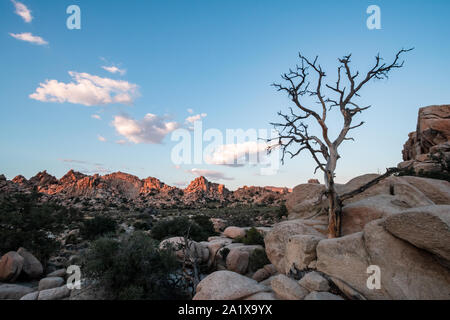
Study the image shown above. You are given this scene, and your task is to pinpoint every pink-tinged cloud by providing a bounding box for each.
[29,71,139,106]
[11,1,32,23]
[10,32,47,45]
[112,113,179,144]
[102,65,126,75]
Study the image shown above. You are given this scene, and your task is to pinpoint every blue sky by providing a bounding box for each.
[1,0,449,190]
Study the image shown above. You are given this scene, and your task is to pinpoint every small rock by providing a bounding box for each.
[298,271,330,292]
[271,274,309,300]
[252,268,270,282]
[226,249,249,274]
[17,248,43,279]
[0,251,24,282]
[39,277,65,291]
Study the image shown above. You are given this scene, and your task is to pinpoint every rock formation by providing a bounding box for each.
[399,105,450,173]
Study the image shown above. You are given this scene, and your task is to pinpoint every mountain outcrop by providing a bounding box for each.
[0,171,288,209]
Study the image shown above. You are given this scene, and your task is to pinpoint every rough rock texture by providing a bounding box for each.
[399,176,450,205]
[0,252,24,282]
[264,219,325,274]
[286,183,327,220]
[316,232,389,300]
[400,105,450,173]
[341,194,422,235]
[271,274,309,300]
[284,234,323,273]
[226,249,249,274]
[298,271,330,292]
[384,205,450,265]
[304,291,344,300]
[318,218,450,300]
[0,284,35,300]
[38,277,65,291]
[20,291,40,300]
[193,271,270,300]
[17,248,43,279]
[402,105,450,160]
[364,219,450,299]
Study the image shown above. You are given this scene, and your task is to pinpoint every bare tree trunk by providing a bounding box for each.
[326,176,342,238]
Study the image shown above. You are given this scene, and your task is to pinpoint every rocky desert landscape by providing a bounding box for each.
[1,104,449,300]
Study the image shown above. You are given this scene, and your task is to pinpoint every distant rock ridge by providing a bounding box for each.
[0,170,288,209]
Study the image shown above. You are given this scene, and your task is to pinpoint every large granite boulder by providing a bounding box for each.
[193,271,270,300]
[264,219,325,273]
[363,219,450,299]
[384,205,450,266]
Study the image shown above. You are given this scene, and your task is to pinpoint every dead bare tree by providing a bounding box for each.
[269,49,412,238]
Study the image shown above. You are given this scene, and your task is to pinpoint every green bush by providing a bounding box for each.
[84,232,187,300]
[248,249,270,272]
[81,216,117,240]
[233,227,265,246]
[151,216,215,242]
[191,215,217,237]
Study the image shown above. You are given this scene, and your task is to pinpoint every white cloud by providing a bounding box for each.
[29,71,139,106]
[91,114,101,120]
[10,32,47,45]
[102,65,126,76]
[112,113,179,144]
[185,113,207,124]
[205,141,269,166]
[187,108,194,114]
[189,168,233,181]
[11,0,32,23]
[97,135,106,142]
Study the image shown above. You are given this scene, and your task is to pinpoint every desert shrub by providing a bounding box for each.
[233,227,265,246]
[84,232,187,300]
[150,216,214,242]
[81,216,117,240]
[248,249,270,272]
[0,192,75,262]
